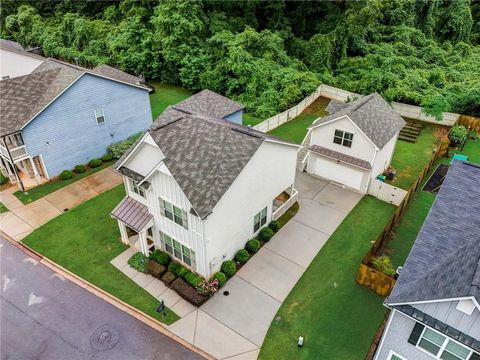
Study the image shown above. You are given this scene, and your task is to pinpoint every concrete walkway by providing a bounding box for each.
[0,167,122,241]
[112,172,363,359]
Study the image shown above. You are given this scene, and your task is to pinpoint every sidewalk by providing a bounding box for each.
[0,167,122,241]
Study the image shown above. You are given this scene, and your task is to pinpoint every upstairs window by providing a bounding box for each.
[94,108,105,124]
[130,179,145,198]
[333,129,353,148]
[254,207,267,232]
[159,199,188,229]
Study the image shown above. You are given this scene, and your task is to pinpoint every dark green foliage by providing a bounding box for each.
[184,271,202,288]
[371,255,396,277]
[212,272,227,287]
[0,173,8,185]
[107,133,143,159]
[145,259,166,279]
[74,164,86,174]
[268,220,280,232]
[101,153,113,162]
[235,249,250,265]
[149,249,171,266]
[59,170,74,180]
[246,239,261,254]
[448,125,468,146]
[221,260,236,278]
[167,261,180,274]
[174,264,188,278]
[161,271,176,286]
[127,252,148,273]
[88,159,102,168]
[258,227,274,242]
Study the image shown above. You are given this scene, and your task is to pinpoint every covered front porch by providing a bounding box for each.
[0,154,48,190]
[272,185,299,220]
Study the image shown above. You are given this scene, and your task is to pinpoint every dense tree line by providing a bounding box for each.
[1,0,479,118]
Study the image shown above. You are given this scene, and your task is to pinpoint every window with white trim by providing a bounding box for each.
[333,129,354,147]
[254,207,267,232]
[417,327,473,360]
[160,232,196,269]
[94,108,105,124]
[129,179,145,198]
[159,198,188,229]
[388,351,406,360]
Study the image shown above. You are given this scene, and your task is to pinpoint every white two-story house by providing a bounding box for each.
[111,91,299,278]
[303,93,406,193]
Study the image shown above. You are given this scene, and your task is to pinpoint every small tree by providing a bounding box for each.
[371,255,396,277]
[448,125,468,147]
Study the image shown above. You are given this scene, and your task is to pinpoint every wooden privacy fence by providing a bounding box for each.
[458,115,480,132]
[357,145,444,296]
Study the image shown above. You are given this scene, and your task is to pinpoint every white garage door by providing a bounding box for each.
[312,155,365,191]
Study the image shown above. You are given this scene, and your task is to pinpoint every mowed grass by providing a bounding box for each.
[0,202,8,213]
[260,196,396,360]
[14,161,114,205]
[23,185,179,324]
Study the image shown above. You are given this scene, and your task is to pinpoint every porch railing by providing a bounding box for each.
[272,187,299,221]
[0,144,28,161]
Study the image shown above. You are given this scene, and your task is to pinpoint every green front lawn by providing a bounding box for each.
[14,160,114,205]
[260,196,396,360]
[0,202,8,213]
[23,185,179,325]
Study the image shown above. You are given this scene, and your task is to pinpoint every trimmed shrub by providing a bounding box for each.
[161,271,176,286]
[269,220,280,232]
[258,227,274,242]
[149,249,171,266]
[145,259,167,279]
[107,132,143,159]
[74,164,86,174]
[235,249,250,264]
[246,239,261,254]
[168,261,180,274]
[101,153,113,162]
[127,252,148,273]
[175,265,188,278]
[221,260,236,278]
[212,272,227,287]
[184,271,202,288]
[371,255,396,277]
[171,278,207,306]
[0,173,8,185]
[448,125,468,146]
[88,158,102,168]
[197,279,220,296]
[59,170,74,180]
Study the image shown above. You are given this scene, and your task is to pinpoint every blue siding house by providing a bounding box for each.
[0,58,151,189]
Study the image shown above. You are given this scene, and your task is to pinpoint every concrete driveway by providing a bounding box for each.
[168,172,363,359]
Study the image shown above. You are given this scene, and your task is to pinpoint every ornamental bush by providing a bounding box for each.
[107,132,143,159]
[161,271,176,286]
[246,239,261,254]
[59,170,74,180]
[175,264,188,278]
[74,164,86,173]
[371,255,396,277]
[269,220,280,232]
[101,153,113,162]
[235,249,250,264]
[0,173,8,185]
[127,252,148,273]
[448,125,468,146]
[145,259,166,279]
[212,272,227,287]
[149,249,171,266]
[258,227,274,242]
[88,158,102,168]
[184,271,202,287]
[221,260,236,278]
[167,261,180,274]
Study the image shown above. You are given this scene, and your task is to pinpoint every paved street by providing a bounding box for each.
[0,237,203,360]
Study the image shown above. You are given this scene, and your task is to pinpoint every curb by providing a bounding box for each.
[1,231,214,360]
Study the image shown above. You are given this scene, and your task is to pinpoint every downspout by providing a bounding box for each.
[2,136,24,191]
[367,147,379,193]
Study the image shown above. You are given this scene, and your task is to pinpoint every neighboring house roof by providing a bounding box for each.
[310,93,406,149]
[92,64,145,87]
[174,89,245,119]
[388,161,480,306]
[116,99,297,219]
[0,58,148,137]
[0,38,24,52]
[309,144,372,170]
[111,196,153,232]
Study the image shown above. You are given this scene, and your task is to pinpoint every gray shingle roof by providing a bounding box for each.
[309,144,372,170]
[92,64,144,87]
[174,89,244,119]
[388,161,480,305]
[311,93,406,149]
[0,39,24,52]
[0,58,148,136]
[111,196,153,232]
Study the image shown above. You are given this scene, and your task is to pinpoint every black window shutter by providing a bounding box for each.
[407,322,425,346]
[470,353,480,360]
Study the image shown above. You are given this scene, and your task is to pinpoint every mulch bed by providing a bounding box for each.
[423,164,449,194]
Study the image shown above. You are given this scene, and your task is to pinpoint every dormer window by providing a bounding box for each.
[334,129,353,148]
[94,108,105,124]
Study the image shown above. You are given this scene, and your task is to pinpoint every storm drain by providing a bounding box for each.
[90,325,120,351]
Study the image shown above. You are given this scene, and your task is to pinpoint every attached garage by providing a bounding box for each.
[307,145,371,193]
